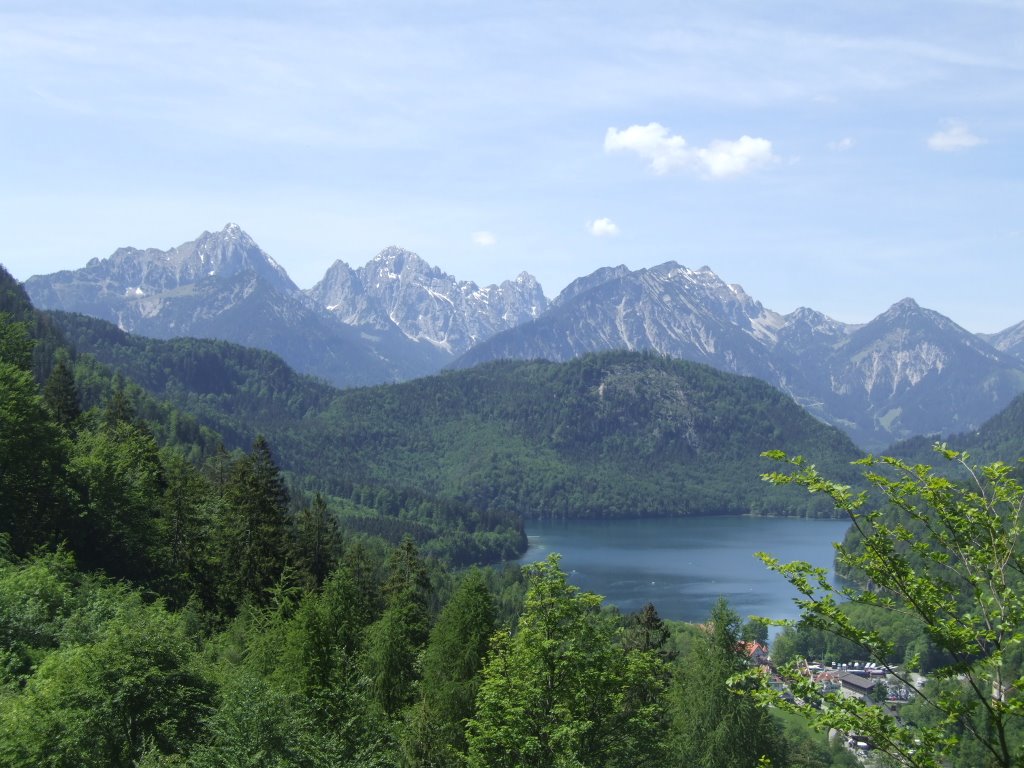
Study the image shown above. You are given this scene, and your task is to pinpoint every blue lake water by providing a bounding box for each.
[519,516,851,624]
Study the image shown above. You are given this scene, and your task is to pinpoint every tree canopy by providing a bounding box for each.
[756,446,1024,768]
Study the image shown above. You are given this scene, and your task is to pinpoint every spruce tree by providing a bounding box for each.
[404,568,495,765]
[216,435,292,610]
[295,492,340,587]
[362,536,431,716]
[42,356,81,429]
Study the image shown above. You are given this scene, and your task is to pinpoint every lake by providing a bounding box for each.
[519,516,851,624]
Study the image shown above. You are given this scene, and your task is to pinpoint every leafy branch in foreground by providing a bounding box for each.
[751,446,1024,768]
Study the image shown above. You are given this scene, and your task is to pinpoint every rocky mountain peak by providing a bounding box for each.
[26,223,296,308]
[980,319,1024,363]
[881,297,923,319]
[307,247,548,355]
[365,246,436,280]
[776,306,850,353]
[781,306,847,333]
[308,259,393,328]
[866,298,971,340]
[553,265,632,307]
[166,224,295,293]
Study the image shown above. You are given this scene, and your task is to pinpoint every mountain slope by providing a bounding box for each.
[312,350,864,519]
[45,306,864,520]
[815,299,1024,445]
[456,262,785,377]
[454,266,1024,449]
[24,225,448,387]
[889,388,1024,468]
[980,319,1024,363]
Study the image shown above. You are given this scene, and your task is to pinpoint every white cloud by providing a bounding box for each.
[589,218,620,237]
[927,121,984,151]
[472,231,496,246]
[829,137,855,151]
[604,123,777,178]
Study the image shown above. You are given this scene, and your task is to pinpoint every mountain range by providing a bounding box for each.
[22,224,1024,450]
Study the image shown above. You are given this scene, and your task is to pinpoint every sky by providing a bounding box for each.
[2,0,1022,333]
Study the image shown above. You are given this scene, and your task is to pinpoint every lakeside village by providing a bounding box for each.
[745,640,921,764]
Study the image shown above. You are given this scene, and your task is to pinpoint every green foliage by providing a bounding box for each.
[742,617,770,644]
[154,449,219,606]
[43,354,82,428]
[213,436,293,611]
[294,493,342,587]
[362,537,432,716]
[0,357,72,553]
[771,602,946,670]
[316,352,862,520]
[466,554,669,768]
[0,313,34,371]
[668,598,787,767]
[67,420,166,581]
[772,710,860,768]
[53,305,862,525]
[0,267,69,380]
[0,579,212,768]
[0,550,78,687]
[50,309,528,565]
[403,568,496,766]
[754,446,1024,767]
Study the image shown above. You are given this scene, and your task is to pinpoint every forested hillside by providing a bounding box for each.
[888,389,1024,468]
[2,268,524,566]
[51,306,865,519]
[313,352,865,518]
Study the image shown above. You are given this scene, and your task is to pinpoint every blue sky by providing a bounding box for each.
[2,0,1022,332]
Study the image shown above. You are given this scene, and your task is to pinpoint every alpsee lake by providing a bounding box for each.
[519,516,851,624]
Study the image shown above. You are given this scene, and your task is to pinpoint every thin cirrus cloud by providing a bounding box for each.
[472,231,497,246]
[589,218,620,237]
[926,121,984,152]
[604,122,777,178]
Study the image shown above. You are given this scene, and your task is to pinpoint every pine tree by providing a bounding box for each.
[624,602,672,656]
[103,373,135,427]
[156,450,216,605]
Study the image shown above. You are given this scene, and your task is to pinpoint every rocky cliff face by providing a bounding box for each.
[309,246,548,356]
